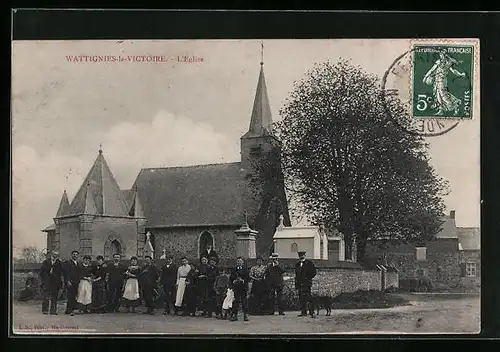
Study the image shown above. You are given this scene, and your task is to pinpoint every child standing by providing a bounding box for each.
[214,268,230,319]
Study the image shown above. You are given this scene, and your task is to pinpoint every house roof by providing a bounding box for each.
[132,162,246,227]
[42,223,56,232]
[242,64,274,138]
[435,214,458,238]
[457,227,480,250]
[274,226,321,239]
[64,150,130,217]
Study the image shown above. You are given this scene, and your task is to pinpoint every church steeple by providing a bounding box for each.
[242,60,273,138]
[56,190,70,217]
[67,149,129,216]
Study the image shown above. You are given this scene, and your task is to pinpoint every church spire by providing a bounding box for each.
[67,149,129,216]
[56,190,70,217]
[242,49,273,138]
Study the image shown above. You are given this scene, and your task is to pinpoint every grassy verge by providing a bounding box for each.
[330,290,411,309]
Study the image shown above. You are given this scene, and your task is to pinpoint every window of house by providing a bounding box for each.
[416,247,427,261]
[291,242,298,253]
[416,268,425,277]
[466,262,477,277]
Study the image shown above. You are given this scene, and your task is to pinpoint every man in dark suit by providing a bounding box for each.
[294,251,317,318]
[140,255,159,315]
[107,253,126,312]
[266,253,285,316]
[229,257,250,321]
[62,250,80,316]
[39,250,63,315]
[200,244,218,264]
[160,255,178,315]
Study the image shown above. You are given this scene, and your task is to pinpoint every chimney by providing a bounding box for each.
[449,210,456,219]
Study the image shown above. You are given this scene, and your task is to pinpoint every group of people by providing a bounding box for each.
[39,245,318,321]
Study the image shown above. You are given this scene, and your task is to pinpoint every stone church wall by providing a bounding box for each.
[92,217,138,259]
[57,220,81,259]
[150,226,238,262]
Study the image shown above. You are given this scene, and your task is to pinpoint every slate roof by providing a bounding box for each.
[56,190,70,217]
[242,64,273,138]
[64,151,130,217]
[121,189,135,213]
[132,162,247,227]
[435,214,458,238]
[457,227,480,250]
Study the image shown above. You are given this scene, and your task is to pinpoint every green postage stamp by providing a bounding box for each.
[412,43,475,119]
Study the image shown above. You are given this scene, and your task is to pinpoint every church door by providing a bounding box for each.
[199,231,214,258]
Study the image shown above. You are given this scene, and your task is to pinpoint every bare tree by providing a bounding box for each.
[20,246,46,263]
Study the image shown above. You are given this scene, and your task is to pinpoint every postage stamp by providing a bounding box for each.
[411,44,474,119]
[382,39,479,136]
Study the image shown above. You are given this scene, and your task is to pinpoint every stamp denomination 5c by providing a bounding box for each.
[412,44,474,119]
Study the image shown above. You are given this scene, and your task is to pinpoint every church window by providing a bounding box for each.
[199,231,214,258]
[291,242,298,253]
[111,239,122,256]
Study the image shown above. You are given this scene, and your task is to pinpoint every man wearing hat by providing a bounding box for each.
[39,250,63,315]
[265,253,285,315]
[294,251,317,318]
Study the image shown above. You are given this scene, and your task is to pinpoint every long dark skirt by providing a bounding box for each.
[91,280,108,312]
[249,280,269,315]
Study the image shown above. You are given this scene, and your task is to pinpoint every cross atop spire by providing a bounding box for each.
[99,143,103,154]
[260,40,264,66]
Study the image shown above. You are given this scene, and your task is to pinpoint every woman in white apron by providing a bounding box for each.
[122,256,141,312]
[174,257,191,315]
[76,255,93,314]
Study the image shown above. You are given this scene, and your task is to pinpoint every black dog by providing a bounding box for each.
[311,294,332,316]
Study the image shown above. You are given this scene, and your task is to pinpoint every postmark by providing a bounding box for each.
[382,39,479,136]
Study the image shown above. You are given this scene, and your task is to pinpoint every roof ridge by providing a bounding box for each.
[140,161,241,171]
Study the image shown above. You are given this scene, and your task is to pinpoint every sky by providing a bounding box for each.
[11,39,481,254]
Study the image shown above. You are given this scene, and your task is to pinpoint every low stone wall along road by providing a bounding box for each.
[12,294,479,334]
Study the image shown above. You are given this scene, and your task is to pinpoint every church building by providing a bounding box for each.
[42,62,291,261]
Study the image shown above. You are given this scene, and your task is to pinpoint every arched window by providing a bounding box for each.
[291,242,298,253]
[104,235,124,260]
[111,240,121,256]
[199,231,214,258]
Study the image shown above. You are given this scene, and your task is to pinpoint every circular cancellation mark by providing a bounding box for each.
[381,46,473,137]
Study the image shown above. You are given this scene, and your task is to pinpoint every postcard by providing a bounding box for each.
[11,39,480,335]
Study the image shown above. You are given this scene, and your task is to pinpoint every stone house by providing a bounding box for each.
[364,210,468,286]
[457,227,481,288]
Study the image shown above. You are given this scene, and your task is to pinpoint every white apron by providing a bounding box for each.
[77,279,92,306]
[175,278,187,307]
[122,278,140,300]
[222,288,235,310]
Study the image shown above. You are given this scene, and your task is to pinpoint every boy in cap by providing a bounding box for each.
[294,251,317,318]
[265,253,285,315]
